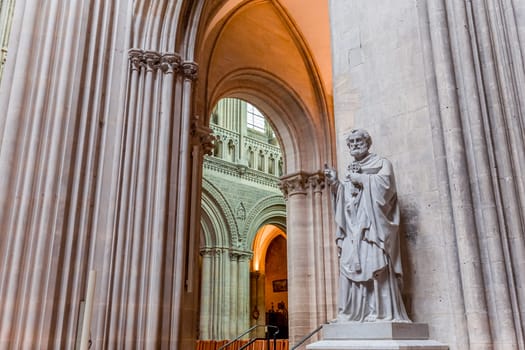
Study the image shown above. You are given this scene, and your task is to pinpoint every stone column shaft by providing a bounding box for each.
[238,255,251,336]
[230,254,239,338]
[199,250,213,340]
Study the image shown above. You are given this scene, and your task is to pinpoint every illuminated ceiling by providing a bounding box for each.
[196,0,333,123]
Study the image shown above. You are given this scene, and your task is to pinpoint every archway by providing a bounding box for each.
[192,0,336,343]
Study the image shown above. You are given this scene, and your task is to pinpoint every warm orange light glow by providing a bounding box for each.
[252,224,286,273]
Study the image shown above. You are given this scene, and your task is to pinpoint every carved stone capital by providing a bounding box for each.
[182,61,199,80]
[144,50,162,72]
[230,249,253,261]
[159,53,181,74]
[307,172,326,193]
[200,247,218,257]
[192,116,215,155]
[129,49,145,71]
[279,171,326,197]
[279,172,309,198]
[128,49,186,75]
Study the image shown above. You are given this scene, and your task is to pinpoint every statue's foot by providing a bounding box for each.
[364,314,377,322]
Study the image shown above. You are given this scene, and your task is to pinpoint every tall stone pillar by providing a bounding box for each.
[279,171,337,343]
[0,1,131,348]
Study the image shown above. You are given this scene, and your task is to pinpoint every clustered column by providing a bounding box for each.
[98,48,200,349]
[421,0,525,348]
[279,171,337,343]
[199,247,253,340]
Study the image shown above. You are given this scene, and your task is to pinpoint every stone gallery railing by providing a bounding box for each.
[209,123,283,178]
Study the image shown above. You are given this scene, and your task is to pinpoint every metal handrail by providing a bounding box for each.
[238,337,258,350]
[290,324,324,350]
[218,325,279,350]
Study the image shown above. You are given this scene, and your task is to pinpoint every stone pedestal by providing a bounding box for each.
[306,323,448,350]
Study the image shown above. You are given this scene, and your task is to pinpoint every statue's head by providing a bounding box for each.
[346,129,372,160]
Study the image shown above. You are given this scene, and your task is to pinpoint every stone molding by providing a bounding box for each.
[279,171,326,198]
[127,49,199,78]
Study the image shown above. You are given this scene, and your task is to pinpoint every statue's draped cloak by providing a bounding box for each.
[331,153,409,322]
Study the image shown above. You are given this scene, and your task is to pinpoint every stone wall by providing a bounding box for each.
[329,0,456,343]
[330,0,525,349]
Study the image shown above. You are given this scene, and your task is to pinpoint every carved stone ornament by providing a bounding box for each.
[182,61,199,80]
[129,48,145,71]
[192,116,215,155]
[278,171,326,198]
[159,53,181,74]
[307,172,326,193]
[128,49,184,75]
[278,172,308,198]
[143,50,162,71]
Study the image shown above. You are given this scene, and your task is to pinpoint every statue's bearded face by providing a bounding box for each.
[347,135,369,159]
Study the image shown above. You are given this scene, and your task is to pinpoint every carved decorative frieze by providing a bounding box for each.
[203,156,280,188]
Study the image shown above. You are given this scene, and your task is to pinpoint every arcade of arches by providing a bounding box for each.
[1,0,525,349]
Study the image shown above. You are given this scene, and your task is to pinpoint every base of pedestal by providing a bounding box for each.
[306,322,448,350]
[306,339,448,350]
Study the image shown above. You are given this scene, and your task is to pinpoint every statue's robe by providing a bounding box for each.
[331,153,410,322]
